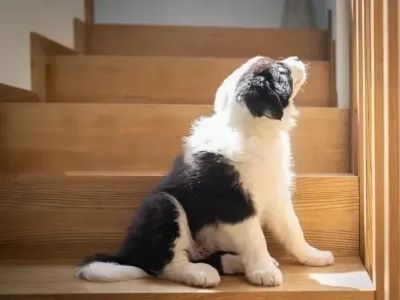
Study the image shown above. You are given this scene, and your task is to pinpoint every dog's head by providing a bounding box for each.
[214,56,307,123]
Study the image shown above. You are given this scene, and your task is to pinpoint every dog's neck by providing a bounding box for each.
[215,101,298,137]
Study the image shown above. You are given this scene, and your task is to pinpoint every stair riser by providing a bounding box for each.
[0,176,359,259]
[87,25,329,60]
[0,104,350,175]
[46,57,332,106]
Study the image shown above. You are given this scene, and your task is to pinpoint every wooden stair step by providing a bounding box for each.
[0,103,349,175]
[0,174,358,259]
[0,257,373,299]
[46,56,332,106]
[85,23,329,60]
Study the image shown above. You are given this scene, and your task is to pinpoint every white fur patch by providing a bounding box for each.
[77,262,149,282]
[175,263,221,287]
[161,195,221,287]
[221,254,244,274]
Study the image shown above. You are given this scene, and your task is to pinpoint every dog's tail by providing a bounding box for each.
[76,254,149,282]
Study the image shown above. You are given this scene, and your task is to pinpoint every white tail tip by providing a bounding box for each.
[77,262,149,282]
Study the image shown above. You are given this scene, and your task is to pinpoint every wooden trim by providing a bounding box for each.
[328,9,337,106]
[30,33,76,101]
[74,18,87,54]
[350,0,359,175]
[352,0,400,298]
[387,0,400,298]
[0,83,39,102]
[85,0,94,24]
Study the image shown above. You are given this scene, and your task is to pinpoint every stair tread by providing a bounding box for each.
[0,257,373,299]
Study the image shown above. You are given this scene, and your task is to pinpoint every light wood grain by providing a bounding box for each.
[0,175,358,259]
[0,84,38,102]
[30,33,76,101]
[352,0,400,299]
[387,1,400,298]
[46,56,332,107]
[370,2,385,299]
[85,24,329,60]
[0,257,373,299]
[0,104,349,175]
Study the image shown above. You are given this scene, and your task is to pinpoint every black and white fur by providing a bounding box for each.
[77,56,334,287]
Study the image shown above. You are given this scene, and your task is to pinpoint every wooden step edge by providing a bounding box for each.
[0,257,374,300]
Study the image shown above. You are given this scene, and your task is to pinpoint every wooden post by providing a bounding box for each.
[74,18,87,54]
[85,0,95,24]
[30,33,76,101]
[352,0,400,298]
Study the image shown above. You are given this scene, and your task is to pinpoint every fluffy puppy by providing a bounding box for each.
[77,56,334,288]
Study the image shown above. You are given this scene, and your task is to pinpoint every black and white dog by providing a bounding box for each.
[77,56,334,287]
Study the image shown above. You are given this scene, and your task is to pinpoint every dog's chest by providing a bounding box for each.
[234,133,292,213]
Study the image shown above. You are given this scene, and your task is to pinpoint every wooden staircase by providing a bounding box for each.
[0,20,374,299]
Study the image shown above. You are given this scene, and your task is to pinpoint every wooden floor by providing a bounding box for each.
[0,257,373,300]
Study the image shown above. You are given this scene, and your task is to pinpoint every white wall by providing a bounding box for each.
[313,0,335,31]
[95,0,287,28]
[0,0,84,89]
[95,0,335,29]
[335,0,350,108]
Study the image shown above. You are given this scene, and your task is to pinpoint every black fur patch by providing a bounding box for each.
[83,192,180,276]
[81,152,255,276]
[156,152,255,234]
[194,251,236,275]
[237,61,293,119]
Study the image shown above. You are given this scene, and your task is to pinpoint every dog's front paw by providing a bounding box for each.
[246,264,282,286]
[300,246,335,267]
[181,263,221,287]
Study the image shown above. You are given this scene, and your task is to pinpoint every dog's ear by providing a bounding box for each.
[242,79,283,120]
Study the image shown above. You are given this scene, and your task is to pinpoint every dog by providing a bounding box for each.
[77,56,334,288]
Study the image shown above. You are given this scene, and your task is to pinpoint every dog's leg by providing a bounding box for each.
[218,216,282,286]
[263,190,334,267]
[161,200,220,288]
[220,253,280,274]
